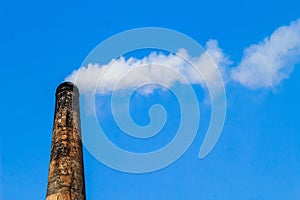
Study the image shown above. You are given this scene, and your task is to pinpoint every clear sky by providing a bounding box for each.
[1,0,300,199]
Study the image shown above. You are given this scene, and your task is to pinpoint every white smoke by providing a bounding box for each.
[65,19,300,93]
[231,19,300,89]
[65,40,229,95]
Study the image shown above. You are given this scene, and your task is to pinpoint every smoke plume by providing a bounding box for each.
[66,19,300,93]
[65,40,228,95]
[231,19,300,89]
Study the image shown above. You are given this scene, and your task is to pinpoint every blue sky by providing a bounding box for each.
[1,0,300,199]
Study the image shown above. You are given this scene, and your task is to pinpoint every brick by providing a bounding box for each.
[46,82,86,200]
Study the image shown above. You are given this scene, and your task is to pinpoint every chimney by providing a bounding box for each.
[46,82,86,200]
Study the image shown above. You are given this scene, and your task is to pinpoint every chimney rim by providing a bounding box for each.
[56,81,79,96]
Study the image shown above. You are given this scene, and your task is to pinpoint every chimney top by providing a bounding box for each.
[56,82,79,96]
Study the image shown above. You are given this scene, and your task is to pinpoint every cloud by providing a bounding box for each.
[65,40,229,95]
[231,19,300,89]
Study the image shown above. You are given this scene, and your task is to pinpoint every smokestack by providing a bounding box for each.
[46,82,86,200]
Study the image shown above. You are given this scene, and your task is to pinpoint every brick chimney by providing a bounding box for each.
[46,82,86,200]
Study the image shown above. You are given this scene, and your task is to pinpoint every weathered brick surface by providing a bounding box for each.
[46,82,86,200]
